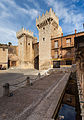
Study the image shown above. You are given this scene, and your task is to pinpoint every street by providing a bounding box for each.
[0,72,26,97]
[0,69,45,97]
[0,73,24,85]
[0,71,68,120]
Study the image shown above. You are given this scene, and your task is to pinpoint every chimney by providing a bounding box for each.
[75,29,77,37]
[75,29,77,34]
[61,32,63,37]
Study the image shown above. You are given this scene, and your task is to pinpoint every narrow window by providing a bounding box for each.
[28,43,30,45]
[54,51,58,58]
[43,27,45,30]
[43,38,45,41]
[54,28,56,30]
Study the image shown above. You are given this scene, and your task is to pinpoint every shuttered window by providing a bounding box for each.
[54,51,58,58]
[54,41,58,48]
[66,38,71,46]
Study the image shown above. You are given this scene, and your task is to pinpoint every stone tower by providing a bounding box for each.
[16,28,37,69]
[36,8,62,70]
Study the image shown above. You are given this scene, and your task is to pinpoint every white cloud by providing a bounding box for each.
[0,0,41,45]
[0,27,17,45]
[0,2,6,10]
[72,0,80,2]
[27,0,40,9]
[1,0,40,19]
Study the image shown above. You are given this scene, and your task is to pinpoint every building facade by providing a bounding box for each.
[0,9,84,70]
[0,45,8,69]
[51,31,84,68]
[0,44,19,69]
[8,45,18,68]
[36,8,62,70]
[74,35,84,120]
[16,28,39,69]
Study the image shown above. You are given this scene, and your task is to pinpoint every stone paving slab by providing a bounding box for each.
[26,73,70,120]
[0,71,40,98]
[0,72,70,120]
[0,74,27,97]
[27,113,54,120]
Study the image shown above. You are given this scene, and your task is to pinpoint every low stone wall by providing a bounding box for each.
[47,65,76,75]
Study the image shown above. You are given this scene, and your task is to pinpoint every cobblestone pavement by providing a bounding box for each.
[0,68,43,75]
[0,73,25,97]
[0,69,45,97]
[0,71,67,120]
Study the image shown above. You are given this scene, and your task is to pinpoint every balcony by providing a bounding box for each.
[62,43,74,49]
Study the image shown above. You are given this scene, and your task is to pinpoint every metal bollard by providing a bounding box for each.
[26,76,33,86]
[30,80,33,86]
[3,83,10,96]
[26,76,30,85]
[38,73,41,79]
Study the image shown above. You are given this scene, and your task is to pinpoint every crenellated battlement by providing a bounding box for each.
[36,8,59,27]
[16,28,34,38]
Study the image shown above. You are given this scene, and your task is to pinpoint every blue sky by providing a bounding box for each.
[0,0,84,45]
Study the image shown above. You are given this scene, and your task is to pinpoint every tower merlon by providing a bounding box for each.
[16,28,34,38]
[36,8,59,27]
[58,26,63,33]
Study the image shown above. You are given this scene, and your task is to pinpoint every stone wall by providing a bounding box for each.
[0,47,8,69]
[74,35,84,120]
[8,45,18,67]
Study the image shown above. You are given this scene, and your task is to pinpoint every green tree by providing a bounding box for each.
[8,42,12,46]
